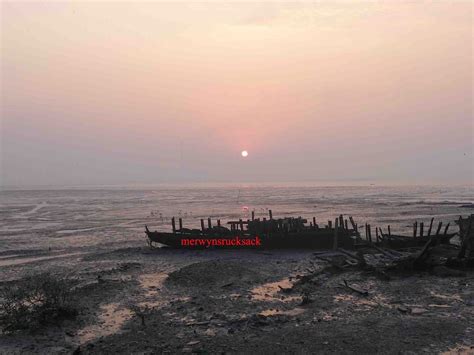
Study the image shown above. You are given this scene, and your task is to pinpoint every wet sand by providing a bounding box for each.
[0,241,473,354]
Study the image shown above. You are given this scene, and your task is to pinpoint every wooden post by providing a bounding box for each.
[269,210,273,220]
[427,217,434,236]
[413,221,418,238]
[313,217,317,229]
[333,218,339,250]
[365,223,368,241]
[378,228,384,240]
[443,223,450,235]
[179,218,183,230]
[339,215,344,230]
[217,219,221,227]
[200,219,205,232]
[368,224,372,243]
[171,217,176,234]
[345,220,349,230]
[328,220,332,229]
[349,216,357,231]
[251,211,255,221]
[208,218,212,229]
[420,222,424,238]
[239,219,244,231]
[376,228,380,242]
[388,225,391,236]
[435,221,443,235]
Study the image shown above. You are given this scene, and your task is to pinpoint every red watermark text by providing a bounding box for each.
[181,236,262,248]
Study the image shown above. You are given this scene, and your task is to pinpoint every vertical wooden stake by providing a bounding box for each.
[171,217,176,234]
[217,219,221,227]
[368,224,372,243]
[435,221,443,235]
[269,210,273,220]
[313,217,317,229]
[413,221,418,238]
[420,222,424,238]
[388,225,391,236]
[200,219,205,232]
[349,216,357,231]
[251,211,255,221]
[427,217,434,236]
[178,218,183,230]
[376,228,380,242]
[443,223,450,235]
[328,220,332,229]
[333,218,339,250]
[239,219,244,231]
[345,220,349,230]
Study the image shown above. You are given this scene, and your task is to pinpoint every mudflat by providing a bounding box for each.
[0,245,472,354]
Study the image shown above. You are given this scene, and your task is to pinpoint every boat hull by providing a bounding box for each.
[145,229,355,249]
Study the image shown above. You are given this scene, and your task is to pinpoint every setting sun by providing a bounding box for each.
[241,150,248,158]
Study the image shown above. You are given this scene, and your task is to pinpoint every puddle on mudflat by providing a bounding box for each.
[259,308,305,317]
[0,252,85,267]
[442,345,474,354]
[250,278,301,303]
[333,294,390,309]
[0,254,21,260]
[430,291,462,302]
[77,303,133,344]
[138,273,168,307]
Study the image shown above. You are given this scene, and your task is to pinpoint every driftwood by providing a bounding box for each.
[342,280,368,296]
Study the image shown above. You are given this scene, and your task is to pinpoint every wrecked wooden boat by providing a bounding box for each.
[145,211,360,249]
[361,218,457,250]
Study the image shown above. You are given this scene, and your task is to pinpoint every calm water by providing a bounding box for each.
[0,184,473,253]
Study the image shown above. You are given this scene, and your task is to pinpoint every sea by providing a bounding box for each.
[0,184,473,255]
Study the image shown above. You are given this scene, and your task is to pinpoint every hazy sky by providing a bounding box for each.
[1,1,472,187]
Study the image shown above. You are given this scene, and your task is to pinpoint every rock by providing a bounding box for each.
[187,341,200,346]
[410,308,428,315]
[397,306,409,313]
[204,328,216,336]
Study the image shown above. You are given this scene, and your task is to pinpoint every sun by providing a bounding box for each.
[241,150,248,157]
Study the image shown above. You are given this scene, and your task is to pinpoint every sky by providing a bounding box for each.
[1,1,472,187]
